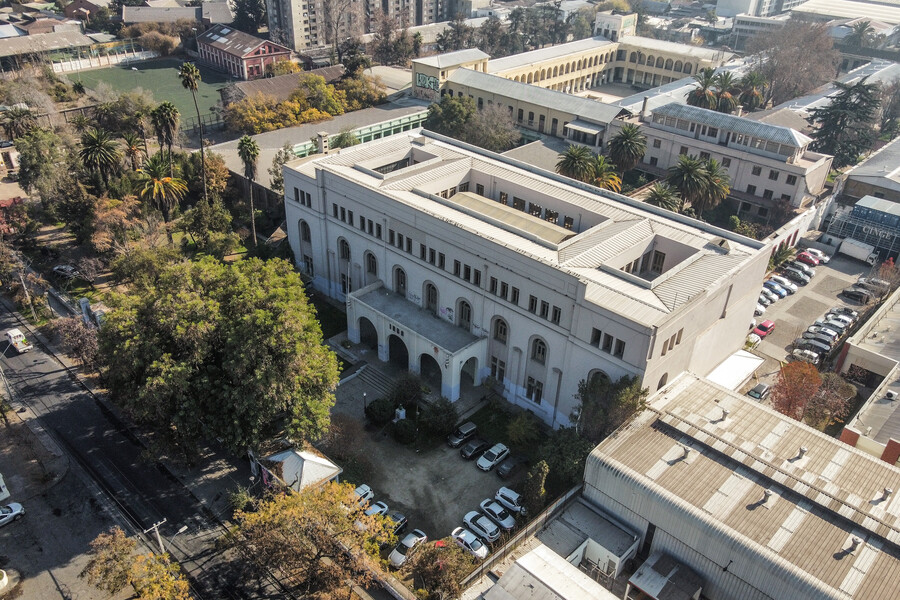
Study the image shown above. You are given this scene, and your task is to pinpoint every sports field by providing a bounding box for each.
[70,57,231,119]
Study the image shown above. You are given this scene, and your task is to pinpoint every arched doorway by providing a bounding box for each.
[359,317,377,351]
[460,357,478,396]
[457,299,472,331]
[388,335,409,370]
[657,373,668,390]
[419,353,442,392]
[424,283,438,316]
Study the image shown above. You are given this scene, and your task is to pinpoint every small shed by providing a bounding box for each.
[626,552,703,600]
[256,448,341,492]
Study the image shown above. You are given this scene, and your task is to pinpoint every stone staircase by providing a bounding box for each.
[354,364,394,400]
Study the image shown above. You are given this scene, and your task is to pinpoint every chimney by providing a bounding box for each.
[735,105,743,117]
[317,131,330,154]
[763,489,773,503]
[640,96,649,121]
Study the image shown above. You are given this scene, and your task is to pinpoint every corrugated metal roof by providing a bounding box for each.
[412,48,489,68]
[448,68,628,125]
[0,30,92,57]
[198,24,288,58]
[857,195,900,217]
[561,219,653,267]
[652,250,748,311]
[652,102,811,147]
[488,36,615,73]
[618,35,732,61]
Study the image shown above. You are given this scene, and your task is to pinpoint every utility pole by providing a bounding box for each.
[144,518,167,554]
[17,271,36,322]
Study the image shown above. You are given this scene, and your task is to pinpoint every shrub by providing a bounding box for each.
[392,419,417,444]
[365,396,395,425]
[727,215,741,231]
[420,397,458,437]
[507,412,540,448]
[390,372,424,410]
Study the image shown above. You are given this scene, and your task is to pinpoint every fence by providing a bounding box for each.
[181,111,226,134]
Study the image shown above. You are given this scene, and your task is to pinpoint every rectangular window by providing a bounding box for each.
[358,216,365,231]
[490,277,498,294]
[526,377,543,404]
[459,182,469,192]
[747,184,757,195]
[763,189,774,200]
[340,207,346,221]
[758,207,769,217]
[473,270,481,287]
[661,339,668,356]
[649,157,658,166]
[397,233,404,249]
[420,245,427,260]
[679,146,688,155]
[294,187,300,204]
[699,151,710,160]
[510,287,519,305]
[707,127,718,137]
[786,174,797,185]
[676,328,683,344]
[781,194,791,201]
[454,260,461,277]
[545,209,558,223]
[500,282,508,299]
[490,356,506,381]
[305,192,312,207]
[439,253,445,269]
[551,306,561,324]
[614,339,625,358]
[528,202,543,217]
[463,265,471,281]
[429,249,436,264]
[367,220,373,235]
[751,166,762,176]
[563,216,574,230]
[769,169,779,181]
[722,158,731,167]
[476,183,485,195]
[591,328,602,347]
[405,238,412,253]
[376,224,382,239]
[347,209,353,224]
[540,301,549,319]
[528,295,538,313]
[499,192,508,205]
[652,251,665,273]
[389,230,395,245]
[333,203,338,217]
[652,139,661,149]
[512,197,526,211]
[602,333,613,353]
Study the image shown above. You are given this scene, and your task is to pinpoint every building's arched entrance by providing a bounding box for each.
[419,353,442,393]
[359,317,377,351]
[388,334,409,370]
[460,357,478,396]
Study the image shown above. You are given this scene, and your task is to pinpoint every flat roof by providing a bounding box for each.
[446,190,575,247]
[590,372,900,600]
[0,30,92,57]
[536,498,638,558]
[488,36,615,74]
[776,60,900,113]
[618,35,732,61]
[845,135,900,195]
[857,195,900,217]
[628,552,703,600]
[792,0,900,25]
[412,48,489,69]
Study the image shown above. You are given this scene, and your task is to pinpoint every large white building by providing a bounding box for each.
[283,131,769,426]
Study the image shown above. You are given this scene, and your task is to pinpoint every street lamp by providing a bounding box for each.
[171,525,188,546]
[363,392,367,413]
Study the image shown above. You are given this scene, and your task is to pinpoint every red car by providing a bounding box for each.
[796,252,820,266]
[753,320,775,338]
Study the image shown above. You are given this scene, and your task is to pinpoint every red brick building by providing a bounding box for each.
[196,25,292,81]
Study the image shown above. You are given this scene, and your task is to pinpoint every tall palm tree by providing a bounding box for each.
[695,159,731,217]
[738,71,767,112]
[122,132,146,171]
[686,68,718,110]
[139,151,187,244]
[713,71,740,114]
[2,106,37,140]
[150,101,180,176]
[607,123,647,174]
[237,135,260,247]
[79,127,122,185]
[178,62,208,204]
[556,145,594,183]
[644,183,680,211]
[667,154,709,212]
[590,155,622,193]
[844,20,875,48]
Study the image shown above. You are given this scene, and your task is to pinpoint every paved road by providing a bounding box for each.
[0,306,264,600]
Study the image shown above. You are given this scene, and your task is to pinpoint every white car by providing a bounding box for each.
[496,487,527,516]
[754,303,766,316]
[825,313,854,327]
[0,503,24,527]
[476,443,510,471]
[807,325,838,340]
[760,288,779,303]
[452,526,489,560]
[769,276,797,293]
[388,529,427,568]
[364,501,389,517]
[354,484,374,507]
[791,348,820,364]
[464,510,500,543]
[480,498,515,531]
[804,248,830,263]
[746,333,761,349]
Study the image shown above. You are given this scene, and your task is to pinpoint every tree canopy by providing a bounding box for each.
[99,255,340,456]
[809,76,881,167]
[424,95,520,153]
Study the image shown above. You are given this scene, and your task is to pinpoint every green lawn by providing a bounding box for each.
[70,57,231,119]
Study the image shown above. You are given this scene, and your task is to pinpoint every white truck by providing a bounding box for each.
[839,238,879,265]
[6,328,32,353]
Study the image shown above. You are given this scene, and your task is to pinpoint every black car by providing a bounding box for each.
[387,511,408,536]
[496,456,527,479]
[781,267,810,285]
[460,438,490,460]
[746,383,770,401]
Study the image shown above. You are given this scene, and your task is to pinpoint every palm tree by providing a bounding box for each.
[178,62,208,204]
[122,132,146,171]
[694,159,731,217]
[686,68,718,110]
[667,154,709,212]
[150,101,180,175]
[844,20,875,48]
[2,106,37,140]
[556,145,594,182]
[590,155,622,192]
[139,151,187,244]
[644,183,680,211]
[607,123,647,173]
[79,127,122,185]
[738,71,767,112]
[237,135,260,247]
[713,71,740,114]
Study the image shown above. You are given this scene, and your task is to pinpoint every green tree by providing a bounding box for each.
[538,427,593,493]
[768,244,795,270]
[99,256,340,456]
[522,460,548,515]
[231,0,266,33]
[607,123,647,173]
[694,158,730,217]
[178,62,208,204]
[506,411,539,447]
[419,396,459,437]
[138,151,188,242]
[572,375,648,444]
[668,154,709,212]
[461,102,520,153]
[264,59,300,77]
[436,14,475,51]
[424,94,476,138]
[555,144,594,183]
[130,553,190,600]
[809,76,881,167]
[121,131,146,171]
[237,134,260,246]
[738,71,767,111]
[644,182,680,211]
[844,20,875,48]
[79,127,122,186]
[339,38,371,76]
[16,127,78,203]
[150,101,180,175]
[331,128,360,149]
[713,71,740,113]
[686,67,718,110]
[591,155,622,192]
[1,106,37,139]
[293,73,344,116]
[268,142,295,194]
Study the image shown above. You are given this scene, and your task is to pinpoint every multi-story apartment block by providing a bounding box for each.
[266,0,324,50]
[607,103,833,213]
[283,131,768,427]
[730,13,789,50]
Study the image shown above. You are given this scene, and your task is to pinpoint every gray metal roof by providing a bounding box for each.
[488,36,614,74]
[618,35,733,61]
[447,190,575,247]
[652,102,812,147]
[448,68,628,125]
[776,60,900,113]
[198,24,288,58]
[857,195,900,217]
[0,30,92,57]
[845,135,900,193]
[412,48,488,68]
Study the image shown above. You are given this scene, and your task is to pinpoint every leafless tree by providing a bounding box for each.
[322,0,365,53]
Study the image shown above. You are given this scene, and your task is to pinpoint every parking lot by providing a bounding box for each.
[745,252,876,391]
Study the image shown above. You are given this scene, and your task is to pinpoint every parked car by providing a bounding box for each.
[788,261,816,277]
[496,456,527,479]
[388,529,428,568]
[746,333,761,349]
[477,443,510,471]
[769,276,798,294]
[781,267,810,285]
[763,280,788,298]
[0,503,25,528]
[755,303,766,316]
[825,313,854,327]
[804,248,830,263]
[796,252,820,266]
[814,319,847,336]
[447,421,477,448]
[463,511,501,543]
[760,287,779,303]
[354,484,374,507]
[386,511,408,536]
[842,288,873,304]
[364,501,389,517]
[753,320,775,338]
[747,383,770,401]
[452,527,489,560]
[460,438,490,460]
[496,487,527,516]
[52,264,79,280]
[807,325,838,340]
[480,498,516,531]
[798,338,831,355]
[802,331,834,347]
[792,348,821,364]
[830,307,859,321]
[758,294,772,307]
[857,277,891,294]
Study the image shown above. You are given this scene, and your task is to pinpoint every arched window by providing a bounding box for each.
[576,59,582,70]
[540,69,546,81]
[645,55,654,67]
[629,52,637,63]
[394,266,406,296]
[589,370,610,387]
[593,55,599,66]
[552,66,558,77]
[674,60,683,72]
[658,373,669,390]
[527,73,533,84]
[339,239,350,261]
[654,57,663,69]
[684,63,692,75]
[664,58,673,70]
[425,282,438,314]
[531,338,547,364]
[493,318,508,344]
[458,300,472,330]
[299,219,311,242]
[365,252,377,275]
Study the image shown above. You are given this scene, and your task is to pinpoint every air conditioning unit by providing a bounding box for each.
[887,391,897,401]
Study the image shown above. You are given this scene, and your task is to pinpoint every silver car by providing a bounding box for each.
[388,529,427,568]
[0,503,24,527]
[463,510,500,543]
[452,527,489,560]
[480,498,516,531]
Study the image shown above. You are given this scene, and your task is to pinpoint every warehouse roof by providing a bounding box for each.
[220,65,345,105]
[792,0,900,25]
[589,372,900,600]
[0,30,92,57]
[844,134,900,194]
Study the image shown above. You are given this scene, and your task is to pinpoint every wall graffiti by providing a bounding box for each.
[415,72,440,92]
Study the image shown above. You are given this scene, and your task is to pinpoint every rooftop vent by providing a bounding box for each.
[721,408,729,421]
[884,488,893,500]
[798,446,808,458]
[849,537,862,553]
[887,390,896,400]
[763,489,774,503]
